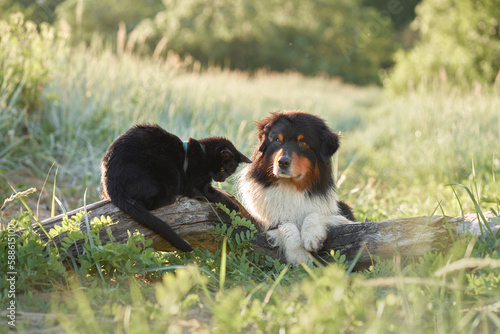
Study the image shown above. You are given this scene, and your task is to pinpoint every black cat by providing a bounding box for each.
[100,124,251,252]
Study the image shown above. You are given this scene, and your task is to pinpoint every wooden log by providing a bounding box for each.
[36,193,499,269]
[320,214,499,269]
[37,195,233,255]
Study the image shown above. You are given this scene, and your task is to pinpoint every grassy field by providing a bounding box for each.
[1,45,500,333]
[3,47,499,218]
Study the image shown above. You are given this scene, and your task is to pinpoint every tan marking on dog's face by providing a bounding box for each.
[272,148,284,178]
[289,153,317,191]
[273,148,284,164]
[277,133,284,143]
[290,153,309,177]
[296,134,311,149]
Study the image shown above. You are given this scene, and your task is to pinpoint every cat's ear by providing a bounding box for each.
[239,152,251,163]
[220,148,234,160]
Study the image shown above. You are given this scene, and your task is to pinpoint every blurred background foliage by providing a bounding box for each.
[126,0,396,84]
[0,0,498,90]
[386,0,500,93]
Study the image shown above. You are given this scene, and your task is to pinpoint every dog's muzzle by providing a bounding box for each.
[275,154,294,178]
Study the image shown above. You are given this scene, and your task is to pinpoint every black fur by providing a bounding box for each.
[100,124,251,252]
[337,201,356,221]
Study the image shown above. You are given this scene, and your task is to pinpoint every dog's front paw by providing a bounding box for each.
[270,223,314,265]
[285,247,314,265]
[301,213,327,253]
[302,213,353,252]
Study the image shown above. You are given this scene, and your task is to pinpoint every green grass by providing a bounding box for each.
[3,46,500,217]
[1,45,500,333]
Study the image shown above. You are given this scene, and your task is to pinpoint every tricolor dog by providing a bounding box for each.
[239,111,354,264]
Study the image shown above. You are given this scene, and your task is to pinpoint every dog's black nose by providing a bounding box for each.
[278,156,291,169]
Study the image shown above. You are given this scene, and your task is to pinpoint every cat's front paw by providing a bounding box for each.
[220,199,239,213]
[213,196,239,213]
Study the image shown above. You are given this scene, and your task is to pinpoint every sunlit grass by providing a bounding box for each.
[1,45,499,333]
[4,46,499,219]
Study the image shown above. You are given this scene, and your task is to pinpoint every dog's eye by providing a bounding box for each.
[273,137,282,144]
[298,140,309,148]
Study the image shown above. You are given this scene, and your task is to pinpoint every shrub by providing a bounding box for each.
[129,0,395,85]
[385,0,500,93]
[0,12,67,186]
[0,12,65,111]
[55,0,164,41]
[0,0,65,24]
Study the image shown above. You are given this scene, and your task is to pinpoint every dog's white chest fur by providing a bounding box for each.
[239,166,352,265]
[239,168,340,229]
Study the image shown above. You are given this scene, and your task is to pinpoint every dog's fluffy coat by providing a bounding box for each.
[239,111,354,264]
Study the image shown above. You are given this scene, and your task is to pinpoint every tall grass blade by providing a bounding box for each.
[7,183,52,238]
[404,203,451,264]
[37,162,55,219]
[346,246,365,275]
[458,184,495,240]
[437,201,456,244]
[83,188,106,283]
[435,258,500,277]
[219,237,227,292]
[68,252,84,287]
[51,165,59,218]
[451,185,466,233]
[53,196,67,216]
[263,265,288,306]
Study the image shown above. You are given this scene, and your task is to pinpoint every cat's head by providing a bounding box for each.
[201,137,251,182]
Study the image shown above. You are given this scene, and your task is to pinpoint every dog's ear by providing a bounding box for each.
[258,133,270,153]
[256,117,273,153]
[319,129,339,159]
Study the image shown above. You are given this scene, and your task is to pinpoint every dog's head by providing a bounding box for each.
[253,111,339,191]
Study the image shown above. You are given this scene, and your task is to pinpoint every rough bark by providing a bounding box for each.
[36,193,499,269]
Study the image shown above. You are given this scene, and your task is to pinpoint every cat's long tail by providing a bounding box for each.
[113,197,194,252]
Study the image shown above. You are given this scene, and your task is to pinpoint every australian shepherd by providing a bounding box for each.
[239,111,355,264]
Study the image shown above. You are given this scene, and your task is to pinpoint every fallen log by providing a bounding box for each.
[36,191,499,269]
